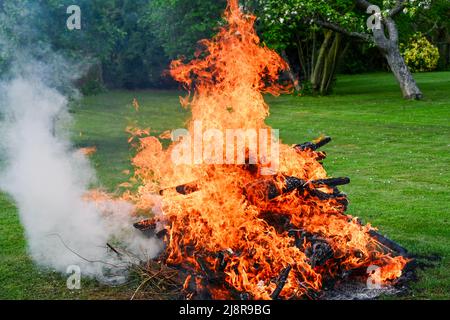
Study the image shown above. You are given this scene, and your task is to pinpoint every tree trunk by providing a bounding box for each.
[311,30,333,92]
[317,1,424,100]
[320,33,342,95]
[383,45,423,100]
[371,17,423,100]
[294,35,308,80]
[311,28,316,80]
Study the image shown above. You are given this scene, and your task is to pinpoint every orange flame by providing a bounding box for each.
[79,146,97,157]
[132,98,140,112]
[125,0,407,299]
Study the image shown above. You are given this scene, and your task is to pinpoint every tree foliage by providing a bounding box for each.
[0,0,447,92]
[145,0,227,60]
[255,0,445,98]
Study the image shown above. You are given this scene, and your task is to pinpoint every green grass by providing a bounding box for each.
[1,72,449,299]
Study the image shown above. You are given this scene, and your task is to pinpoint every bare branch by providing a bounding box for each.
[388,0,407,17]
[313,19,372,42]
[355,0,405,18]
[355,0,373,11]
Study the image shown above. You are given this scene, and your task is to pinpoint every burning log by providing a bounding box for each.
[288,229,304,248]
[244,175,350,203]
[184,255,250,300]
[133,218,156,231]
[288,230,334,267]
[175,182,199,195]
[309,188,346,200]
[306,240,334,268]
[312,177,350,187]
[159,182,199,196]
[260,212,291,234]
[270,264,292,300]
[354,218,408,256]
[368,230,409,256]
[163,174,350,201]
[216,251,233,272]
[196,256,218,282]
[294,136,332,151]
[309,189,349,210]
[133,218,167,239]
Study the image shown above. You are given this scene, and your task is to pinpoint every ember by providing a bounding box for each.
[124,0,409,300]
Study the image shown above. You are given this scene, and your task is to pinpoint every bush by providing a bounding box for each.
[402,33,440,72]
[77,63,105,96]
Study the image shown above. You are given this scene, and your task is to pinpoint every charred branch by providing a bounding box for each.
[260,212,291,234]
[308,188,346,200]
[309,189,349,210]
[170,175,350,199]
[288,229,304,248]
[176,182,199,195]
[216,252,228,272]
[160,182,199,196]
[196,256,217,281]
[270,264,292,300]
[133,218,156,231]
[368,230,408,256]
[306,240,334,268]
[353,218,409,256]
[133,218,167,239]
[245,176,350,203]
[295,136,332,151]
[289,231,334,267]
[312,177,350,187]
[106,243,122,257]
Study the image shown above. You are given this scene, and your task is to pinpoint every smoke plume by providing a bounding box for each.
[0,68,160,279]
[0,2,160,279]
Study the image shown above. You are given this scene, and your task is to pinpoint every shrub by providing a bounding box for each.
[77,64,105,96]
[402,33,440,72]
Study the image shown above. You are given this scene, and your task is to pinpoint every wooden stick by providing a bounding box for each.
[294,136,332,151]
[271,265,292,300]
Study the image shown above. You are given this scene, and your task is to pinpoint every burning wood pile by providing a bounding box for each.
[132,136,409,299]
[122,0,410,300]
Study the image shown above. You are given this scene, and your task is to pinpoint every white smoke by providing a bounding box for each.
[0,72,161,280]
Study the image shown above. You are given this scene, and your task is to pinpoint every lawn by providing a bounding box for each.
[0,72,449,299]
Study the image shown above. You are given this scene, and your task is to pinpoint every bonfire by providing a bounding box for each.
[122,0,409,300]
